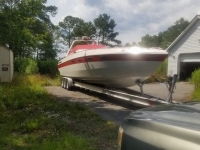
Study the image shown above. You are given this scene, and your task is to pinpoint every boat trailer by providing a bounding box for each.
[61,75,178,107]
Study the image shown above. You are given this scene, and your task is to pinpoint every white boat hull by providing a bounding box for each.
[58,47,167,88]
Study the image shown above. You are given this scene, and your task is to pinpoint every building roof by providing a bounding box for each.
[166,15,200,52]
[0,45,12,51]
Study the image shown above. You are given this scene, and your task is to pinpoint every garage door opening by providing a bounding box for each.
[180,62,200,80]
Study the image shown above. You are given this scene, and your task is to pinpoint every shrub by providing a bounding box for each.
[146,59,168,82]
[25,59,38,74]
[37,60,59,77]
[156,59,168,76]
[191,68,200,89]
[190,68,200,100]
[14,58,29,73]
[14,58,59,76]
[14,58,38,74]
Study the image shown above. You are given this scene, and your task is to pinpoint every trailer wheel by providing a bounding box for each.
[66,80,70,90]
[61,78,65,88]
[63,78,73,91]
[63,78,67,89]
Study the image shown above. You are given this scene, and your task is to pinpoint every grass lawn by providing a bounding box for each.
[0,74,118,150]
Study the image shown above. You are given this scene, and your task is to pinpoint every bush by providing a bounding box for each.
[191,68,200,89]
[25,59,39,74]
[190,68,200,100]
[146,59,168,82]
[14,58,38,74]
[14,58,59,77]
[14,58,28,73]
[37,60,59,77]
[156,59,168,76]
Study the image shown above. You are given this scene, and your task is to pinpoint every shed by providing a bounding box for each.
[0,46,13,82]
[167,15,200,80]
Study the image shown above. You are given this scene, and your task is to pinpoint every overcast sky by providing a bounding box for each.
[47,0,200,45]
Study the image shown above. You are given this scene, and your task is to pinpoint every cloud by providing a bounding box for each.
[47,0,200,44]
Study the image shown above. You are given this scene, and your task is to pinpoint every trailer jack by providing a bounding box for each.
[166,74,178,103]
[135,78,145,96]
[151,74,178,103]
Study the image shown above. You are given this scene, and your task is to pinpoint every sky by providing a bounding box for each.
[46,0,200,45]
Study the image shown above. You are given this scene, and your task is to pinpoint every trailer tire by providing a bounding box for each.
[66,80,71,91]
[63,78,74,91]
[64,78,67,89]
[61,78,65,88]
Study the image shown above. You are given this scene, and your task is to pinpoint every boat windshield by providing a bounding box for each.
[71,40,93,48]
[67,40,105,55]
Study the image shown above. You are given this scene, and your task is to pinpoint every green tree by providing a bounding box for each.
[138,34,161,48]
[161,18,189,48]
[132,41,137,46]
[37,32,57,60]
[52,25,65,53]
[73,21,96,37]
[0,0,57,58]
[59,16,97,48]
[93,13,121,46]
[139,18,189,49]
[59,16,83,48]
[124,43,130,47]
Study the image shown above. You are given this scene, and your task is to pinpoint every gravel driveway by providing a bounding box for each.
[45,82,194,125]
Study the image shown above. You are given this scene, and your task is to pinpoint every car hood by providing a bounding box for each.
[127,101,200,131]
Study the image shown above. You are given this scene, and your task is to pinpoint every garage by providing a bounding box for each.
[179,53,200,80]
[167,15,200,81]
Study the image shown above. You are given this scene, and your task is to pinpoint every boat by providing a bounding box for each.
[58,36,168,88]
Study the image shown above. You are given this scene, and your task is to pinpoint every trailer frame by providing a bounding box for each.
[61,75,178,107]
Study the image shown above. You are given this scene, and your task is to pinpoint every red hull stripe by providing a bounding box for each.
[58,54,167,68]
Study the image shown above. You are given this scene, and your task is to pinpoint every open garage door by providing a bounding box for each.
[180,53,200,80]
[180,53,200,62]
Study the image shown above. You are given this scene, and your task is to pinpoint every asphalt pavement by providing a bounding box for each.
[129,82,194,102]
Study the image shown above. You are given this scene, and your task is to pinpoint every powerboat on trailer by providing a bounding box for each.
[58,36,168,88]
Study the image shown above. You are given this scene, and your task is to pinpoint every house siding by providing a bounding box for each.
[168,20,200,78]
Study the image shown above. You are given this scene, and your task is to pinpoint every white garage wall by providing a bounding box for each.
[180,53,200,62]
[168,20,200,78]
